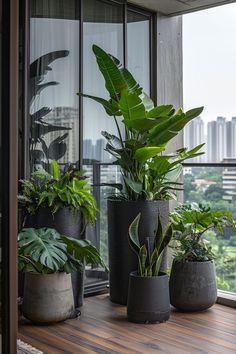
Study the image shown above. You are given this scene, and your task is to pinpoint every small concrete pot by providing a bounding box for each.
[169,260,217,311]
[22,272,75,323]
[127,271,170,323]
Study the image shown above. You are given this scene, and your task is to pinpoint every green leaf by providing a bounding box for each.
[155,215,163,252]
[92,45,127,101]
[51,160,60,180]
[147,105,174,118]
[134,147,165,163]
[148,107,204,145]
[18,228,68,272]
[120,68,143,96]
[119,90,146,121]
[128,213,141,255]
[77,93,121,116]
[124,117,167,133]
[123,176,143,194]
[139,245,147,276]
[61,236,108,271]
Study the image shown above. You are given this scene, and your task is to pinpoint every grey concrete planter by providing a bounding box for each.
[169,260,217,311]
[22,272,75,323]
[127,271,170,323]
[26,207,84,307]
[108,199,169,305]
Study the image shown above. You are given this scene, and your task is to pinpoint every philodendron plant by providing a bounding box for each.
[78,45,204,201]
[128,214,173,276]
[170,203,236,262]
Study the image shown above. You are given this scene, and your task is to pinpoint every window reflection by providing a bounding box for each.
[30,0,79,171]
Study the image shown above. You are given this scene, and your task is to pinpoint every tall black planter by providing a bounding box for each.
[108,199,169,305]
[25,207,84,307]
[169,260,217,311]
[127,271,170,323]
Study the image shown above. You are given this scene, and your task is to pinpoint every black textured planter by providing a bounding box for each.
[127,271,170,323]
[25,207,83,238]
[25,207,84,307]
[108,199,169,305]
[169,260,217,311]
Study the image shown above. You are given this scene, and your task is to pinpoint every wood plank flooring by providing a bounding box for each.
[18,294,236,354]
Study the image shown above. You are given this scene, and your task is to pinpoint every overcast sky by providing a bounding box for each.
[183,2,236,122]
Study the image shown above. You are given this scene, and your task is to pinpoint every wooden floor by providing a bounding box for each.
[18,294,236,354]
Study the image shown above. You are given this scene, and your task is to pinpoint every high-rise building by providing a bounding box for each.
[207,116,227,163]
[184,116,205,162]
[226,117,236,158]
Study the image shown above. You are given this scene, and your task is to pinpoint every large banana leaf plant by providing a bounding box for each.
[128,213,173,276]
[78,45,204,200]
[18,227,108,274]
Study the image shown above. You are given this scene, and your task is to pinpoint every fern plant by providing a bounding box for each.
[170,203,236,262]
[18,228,107,274]
[18,160,97,225]
[128,213,173,276]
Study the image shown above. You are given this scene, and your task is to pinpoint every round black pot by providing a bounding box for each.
[108,199,169,305]
[169,260,217,311]
[25,207,84,307]
[25,207,83,238]
[127,271,170,323]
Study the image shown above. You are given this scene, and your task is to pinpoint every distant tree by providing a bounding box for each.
[204,184,224,201]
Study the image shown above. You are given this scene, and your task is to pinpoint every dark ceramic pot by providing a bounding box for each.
[127,271,170,323]
[108,199,169,305]
[169,260,217,311]
[26,207,84,307]
[26,207,83,238]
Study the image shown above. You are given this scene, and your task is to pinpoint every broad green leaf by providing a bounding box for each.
[148,107,204,145]
[92,45,127,101]
[18,228,67,272]
[124,117,167,133]
[61,236,108,271]
[134,147,165,163]
[120,68,143,96]
[147,105,174,118]
[77,93,121,116]
[119,90,146,121]
[123,176,143,194]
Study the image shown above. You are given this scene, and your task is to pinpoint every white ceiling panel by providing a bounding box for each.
[129,0,236,16]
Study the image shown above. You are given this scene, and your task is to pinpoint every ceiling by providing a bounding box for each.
[129,0,236,16]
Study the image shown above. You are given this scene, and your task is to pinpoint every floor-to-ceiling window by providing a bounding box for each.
[27,0,155,292]
[183,3,236,297]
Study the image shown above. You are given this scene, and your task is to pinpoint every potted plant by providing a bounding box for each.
[18,160,97,306]
[18,160,97,236]
[78,44,204,304]
[169,203,235,311]
[18,227,107,323]
[127,213,173,323]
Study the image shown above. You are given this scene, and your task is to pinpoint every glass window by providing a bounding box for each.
[184,167,236,293]
[83,0,123,260]
[83,0,123,163]
[127,10,150,95]
[183,3,236,296]
[30,0,80,171]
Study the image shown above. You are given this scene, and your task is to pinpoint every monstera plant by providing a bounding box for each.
[78,44,204,305]
[18,227,107,323]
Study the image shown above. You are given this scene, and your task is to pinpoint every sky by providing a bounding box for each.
[183,2,236,122]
